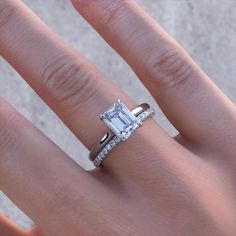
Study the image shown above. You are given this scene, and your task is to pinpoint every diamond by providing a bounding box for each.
[137,116,142,122]
[139,113,144,120]
[110,140,116,147]
[141,113,147,120]
[114,136,121,143]
[94,159,99,166]
[102,148,108,155]
[100,100,141,140]
[106,144,112,151]
[99,152,105,158]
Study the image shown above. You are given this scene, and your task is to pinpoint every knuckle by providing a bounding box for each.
[146,48,194,89]
[97,1,127,29]
[0,2,16,31]
[41,54,97,115]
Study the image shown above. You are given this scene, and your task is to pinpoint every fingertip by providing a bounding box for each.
[71,0,80,9]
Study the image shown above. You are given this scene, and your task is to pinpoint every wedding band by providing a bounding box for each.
[89,100,155,167]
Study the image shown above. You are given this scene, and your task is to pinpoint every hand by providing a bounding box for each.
[0,0,236,235]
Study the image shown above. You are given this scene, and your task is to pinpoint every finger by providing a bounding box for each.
[0,215,27,236]
[0,0,175,175]
[0,0,134,151]
[72,0,236,152]
[0,98,108,235]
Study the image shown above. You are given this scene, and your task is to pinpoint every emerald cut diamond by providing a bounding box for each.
[100,100,142,141]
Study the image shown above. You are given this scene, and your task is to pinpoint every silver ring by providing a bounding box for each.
[89,102,150,161]
[89,100,155,167]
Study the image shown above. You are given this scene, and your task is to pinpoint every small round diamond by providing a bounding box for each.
[114,136,121,143]
[106,144,112,151]
[94,159,99,167]
[139,114,144,120]
[99,152,105,158]
[102,148,108,155]
[97,154,102,161]
[110,140,116,147]
[137,116,142,122]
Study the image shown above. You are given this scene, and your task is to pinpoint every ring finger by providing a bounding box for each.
[0,0,174,176]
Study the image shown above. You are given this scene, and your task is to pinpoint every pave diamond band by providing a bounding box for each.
[89,100,155,167]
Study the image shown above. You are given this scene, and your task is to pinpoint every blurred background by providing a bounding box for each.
[0,0,236,230]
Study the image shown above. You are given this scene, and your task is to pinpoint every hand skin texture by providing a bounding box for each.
[0,0,236,235]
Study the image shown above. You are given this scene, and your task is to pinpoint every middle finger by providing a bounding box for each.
[0,0,170,176]
[0,0,131,151]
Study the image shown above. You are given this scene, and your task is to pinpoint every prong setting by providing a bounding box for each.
[100,100,140,141]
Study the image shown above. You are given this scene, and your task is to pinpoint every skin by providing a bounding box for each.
[0,0,236,235]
